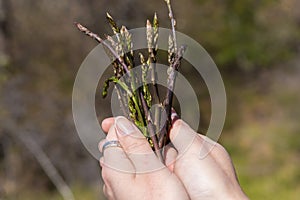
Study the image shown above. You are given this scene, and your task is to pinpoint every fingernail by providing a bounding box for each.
[171,108,180,124]
[115,117,135,135]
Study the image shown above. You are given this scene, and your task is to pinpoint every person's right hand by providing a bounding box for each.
[165,119,249,200]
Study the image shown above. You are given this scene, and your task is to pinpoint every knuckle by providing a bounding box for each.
[101,168,109,183]
[172,119,185,128]
[124,139,149,153]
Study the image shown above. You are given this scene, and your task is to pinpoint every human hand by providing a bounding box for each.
[166,119,249,200]
[99,116,189,200]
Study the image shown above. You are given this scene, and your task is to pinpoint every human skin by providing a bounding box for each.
[99,116,189,200]
[165,119,249,200]
[100,116,248,200]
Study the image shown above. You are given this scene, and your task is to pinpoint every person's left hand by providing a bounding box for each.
[99,116,189,200]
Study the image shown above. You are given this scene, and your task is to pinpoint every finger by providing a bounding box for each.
[114,116,152,153]
[103,184,114,200]
[98,125,117,153]
[100,151,135,199]
[169,119,200,154]
[164,146,178,172]
[98,139,107,153]
[209,142,238,180]
[99,156,104,167]
[101,117,115,133]
[102,184,107,195]
[184,131,238,181]
[99,124,135,175]
[115,116,164,173]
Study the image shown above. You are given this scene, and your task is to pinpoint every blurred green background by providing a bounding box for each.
[0,0,299,199]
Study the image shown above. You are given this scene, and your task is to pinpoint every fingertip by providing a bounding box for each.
[101,117,115,132]
[114,117,163,172]
[169,119,199,154]
[171,108,180,124]
[102,184,107,196]
[169,119,186,141]
[114,117,150,154]
[114,116,139,136]
[99,156,104,167]
[164,147,178,172]
[98,139,107,153]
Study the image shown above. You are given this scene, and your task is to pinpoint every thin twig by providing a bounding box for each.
[160,45,186,148]
[165,0,177,52]
[146,18,161,138]
[159,0,184,149]
[115,85,129,118]
[164,45,186,112]
[146,19,160,103]
[164,0,178,124]
[4,119,75,200]
[74,22,129,74]
[139,91,163,162]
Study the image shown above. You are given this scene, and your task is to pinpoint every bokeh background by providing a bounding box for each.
[0,0,299,199]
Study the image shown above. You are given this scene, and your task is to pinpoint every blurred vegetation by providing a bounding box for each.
[0,0,299,199]
[175,0,300,70]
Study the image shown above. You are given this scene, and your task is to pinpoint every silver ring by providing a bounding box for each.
[102,140,122,152]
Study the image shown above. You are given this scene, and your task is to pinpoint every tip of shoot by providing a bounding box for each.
[146,19,152,27]
[106,12,113,19]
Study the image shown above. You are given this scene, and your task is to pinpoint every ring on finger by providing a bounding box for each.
[102,140,122,152]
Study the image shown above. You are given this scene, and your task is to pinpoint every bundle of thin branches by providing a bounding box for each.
[75,0,186,162]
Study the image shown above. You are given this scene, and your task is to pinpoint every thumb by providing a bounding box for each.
[115,116,164,172]
[169,119,198,155]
